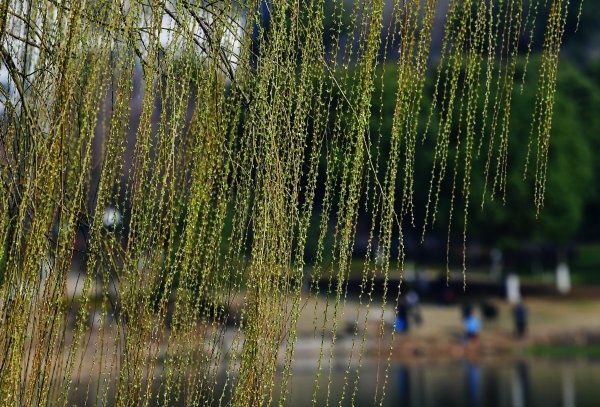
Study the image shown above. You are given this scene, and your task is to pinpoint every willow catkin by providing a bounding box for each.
[0,0,573,405]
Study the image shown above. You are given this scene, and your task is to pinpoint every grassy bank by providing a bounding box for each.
[526,344,600,358]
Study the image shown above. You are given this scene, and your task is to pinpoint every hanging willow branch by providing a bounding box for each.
[0,0,573,405]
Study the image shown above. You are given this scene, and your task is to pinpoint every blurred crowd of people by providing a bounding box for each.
[394,291,529,342]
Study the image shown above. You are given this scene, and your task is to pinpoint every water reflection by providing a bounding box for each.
[510,361,530,407]
[296,358,599,406]
[465,362,481,407]
[562,367,575,407]
[383,359,598,407]
[68,358,600,406]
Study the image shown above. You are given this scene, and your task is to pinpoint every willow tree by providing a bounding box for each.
[0,0,577,405]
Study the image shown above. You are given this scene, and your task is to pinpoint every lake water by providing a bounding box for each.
[278,358,600,406]
[69,357,600,406]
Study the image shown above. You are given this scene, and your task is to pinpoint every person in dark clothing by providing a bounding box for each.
[480,301,499,322]
[513,302,528,338]
[406,290,423,326]
[395,300,409,333]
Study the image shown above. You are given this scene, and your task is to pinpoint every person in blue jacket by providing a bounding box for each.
[462,303,481,340]
[395,300,409,333]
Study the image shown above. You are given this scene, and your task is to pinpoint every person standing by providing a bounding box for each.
[462,303,481,340]
[395,299,409,333]
[513,302,528,338]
